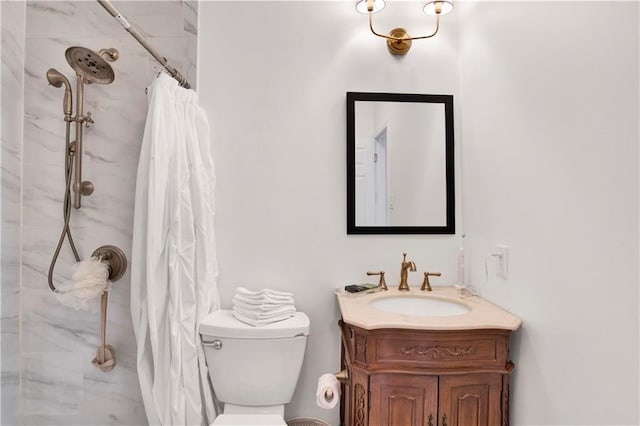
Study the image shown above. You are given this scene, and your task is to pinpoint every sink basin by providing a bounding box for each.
[369,296,470,317]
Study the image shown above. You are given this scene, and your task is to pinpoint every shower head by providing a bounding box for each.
[65,46,115,85]
[46,68,73,116]
[47,68,70,89]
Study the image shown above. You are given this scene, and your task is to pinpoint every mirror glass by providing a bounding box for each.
[347,92,455,234]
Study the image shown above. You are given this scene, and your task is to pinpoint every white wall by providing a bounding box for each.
[199,2,462,423]
[458,2,639,425]
[199,1,638,425]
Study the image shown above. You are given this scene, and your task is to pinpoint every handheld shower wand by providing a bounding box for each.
[46,68,72,117]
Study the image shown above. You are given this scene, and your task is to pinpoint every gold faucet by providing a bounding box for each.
[398,252,416,291]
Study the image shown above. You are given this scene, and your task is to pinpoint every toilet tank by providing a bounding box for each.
[200,310,310,407]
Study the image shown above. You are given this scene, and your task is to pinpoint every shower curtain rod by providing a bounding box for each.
[96,0,191,89]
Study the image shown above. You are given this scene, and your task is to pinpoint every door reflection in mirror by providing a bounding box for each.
[347,92,454,234]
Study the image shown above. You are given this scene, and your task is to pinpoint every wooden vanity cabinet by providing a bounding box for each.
[339,321,514,426]
[439,373,504,426]
[369,374,438,426]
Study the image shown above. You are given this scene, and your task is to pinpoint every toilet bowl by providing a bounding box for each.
[200,310,310,426]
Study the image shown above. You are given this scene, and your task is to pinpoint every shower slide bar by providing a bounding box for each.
[96,0,191,89]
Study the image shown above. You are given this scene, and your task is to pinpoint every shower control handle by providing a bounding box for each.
[84,111,95,128]
[74,181,94,196]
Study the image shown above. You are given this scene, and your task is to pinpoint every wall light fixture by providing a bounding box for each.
[356,0,453,55]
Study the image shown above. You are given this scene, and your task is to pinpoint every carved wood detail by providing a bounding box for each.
[400,344,473,359]
[355,334,368,363]
[459,392,482,400]
[355,383,366,426]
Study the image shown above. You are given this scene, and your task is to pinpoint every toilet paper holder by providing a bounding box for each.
[324,369,349,400]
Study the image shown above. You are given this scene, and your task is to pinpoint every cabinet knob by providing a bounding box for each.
[442,414,448,426]
[428,414,434,426]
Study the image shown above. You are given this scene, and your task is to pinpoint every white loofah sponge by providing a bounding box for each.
[55,257,112,311]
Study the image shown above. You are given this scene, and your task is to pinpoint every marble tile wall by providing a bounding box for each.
[12,2,197,425]
[1,2,26,425]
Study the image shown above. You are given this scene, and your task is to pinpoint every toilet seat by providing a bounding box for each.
[212,414,287,426]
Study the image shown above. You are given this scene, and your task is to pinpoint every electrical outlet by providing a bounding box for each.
[496,245,508,279]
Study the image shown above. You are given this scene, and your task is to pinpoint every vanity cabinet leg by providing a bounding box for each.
[502,374,510,426]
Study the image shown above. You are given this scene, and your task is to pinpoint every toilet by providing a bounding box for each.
[200,310,310,426]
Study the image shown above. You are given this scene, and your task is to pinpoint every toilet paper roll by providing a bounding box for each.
[316,373,340,409]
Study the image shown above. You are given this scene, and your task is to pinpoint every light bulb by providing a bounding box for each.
[356,0,386,14]
[423,0,454,16]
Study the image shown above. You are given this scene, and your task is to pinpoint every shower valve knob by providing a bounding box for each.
[81,181,94,195]
[74,181,94,196]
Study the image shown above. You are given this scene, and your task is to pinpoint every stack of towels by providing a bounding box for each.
[232,287,296,326]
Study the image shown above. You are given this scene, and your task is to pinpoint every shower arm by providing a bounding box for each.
[96,0,191,89]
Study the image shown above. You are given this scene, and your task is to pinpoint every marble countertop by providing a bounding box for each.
[336,286,522,331]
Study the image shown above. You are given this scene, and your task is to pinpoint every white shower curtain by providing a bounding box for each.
[131,72,219,426]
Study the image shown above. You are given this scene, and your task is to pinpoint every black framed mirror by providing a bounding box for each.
[347,92,455,234]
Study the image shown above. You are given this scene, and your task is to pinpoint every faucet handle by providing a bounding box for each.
[420,272,442,291]
[367,271,387,291]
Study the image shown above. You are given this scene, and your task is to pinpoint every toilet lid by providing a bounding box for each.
[212,414,286,425]
[200,310,310,339]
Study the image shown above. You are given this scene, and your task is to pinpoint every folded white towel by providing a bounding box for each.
[233,305,296,320]
[233,295,294,311]
[232,287,297,326]
[234,293,295,306]
[232,310,295,327]
[236,287,294,301]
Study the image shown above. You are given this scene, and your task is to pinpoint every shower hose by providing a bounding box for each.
[47,119,80,292]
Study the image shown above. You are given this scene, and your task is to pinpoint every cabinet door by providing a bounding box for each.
[438,374,503,426]
[370,374,438,426]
